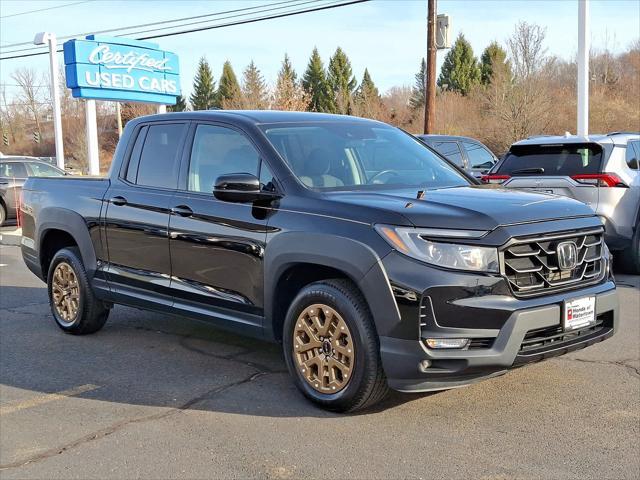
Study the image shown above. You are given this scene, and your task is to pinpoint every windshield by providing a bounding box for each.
[498,143,603,176]
[261,122,470,190]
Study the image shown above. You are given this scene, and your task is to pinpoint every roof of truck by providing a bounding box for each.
[139,110,385,125]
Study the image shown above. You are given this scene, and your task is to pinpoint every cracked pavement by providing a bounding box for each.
[1,244,639,479]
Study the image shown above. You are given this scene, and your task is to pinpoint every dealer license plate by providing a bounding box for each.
[563,296,596,331]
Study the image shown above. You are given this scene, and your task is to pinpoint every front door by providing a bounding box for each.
[104,122,187,306]
[168,123,273,331]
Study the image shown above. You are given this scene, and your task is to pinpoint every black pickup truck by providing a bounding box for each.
[20,111,618,412]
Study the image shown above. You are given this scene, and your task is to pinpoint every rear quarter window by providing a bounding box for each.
[498,143,602,176]
[625,141,639,170]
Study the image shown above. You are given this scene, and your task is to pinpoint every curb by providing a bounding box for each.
[0,229,22,247]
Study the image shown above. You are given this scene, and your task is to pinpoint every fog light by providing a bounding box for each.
[418,360,432,372]
[425,338,470,349]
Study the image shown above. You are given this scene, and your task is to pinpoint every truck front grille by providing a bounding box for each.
[501,228,605,297]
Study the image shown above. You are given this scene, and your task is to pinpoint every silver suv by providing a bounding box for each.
[484,132,640,274]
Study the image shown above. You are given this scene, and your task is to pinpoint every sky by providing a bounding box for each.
[0,0,639,101]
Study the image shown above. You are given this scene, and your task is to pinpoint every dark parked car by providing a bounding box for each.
[416,134,498,178]
[0,157,65,226]
[20,111,618,412]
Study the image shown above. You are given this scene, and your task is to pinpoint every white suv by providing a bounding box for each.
[484,132,640,274]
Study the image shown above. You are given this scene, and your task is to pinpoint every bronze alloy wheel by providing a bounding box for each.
[293,304,354,393]
[52,262,80,326]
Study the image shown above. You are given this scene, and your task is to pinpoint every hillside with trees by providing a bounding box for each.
[1,21,638,171]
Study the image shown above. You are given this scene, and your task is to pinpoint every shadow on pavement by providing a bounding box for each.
[0,285,435,418]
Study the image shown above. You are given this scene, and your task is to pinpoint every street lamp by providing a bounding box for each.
[34,32,64,170]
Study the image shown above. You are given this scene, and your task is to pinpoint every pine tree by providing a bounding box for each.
[218,60,243,109]
[409,59,427,110]
[354,68,382,119]
[438,34,481,95]
[169,94,187,112]
[273,54,308,111]
[190,57,217,110]
[241,60,268,109]
[328,47,357,114]
[480,41,512,85]
[302,47,334,112]
[279,53,297,84]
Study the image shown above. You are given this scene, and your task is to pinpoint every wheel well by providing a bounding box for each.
[271,263,356,342]
[40,229,78,278]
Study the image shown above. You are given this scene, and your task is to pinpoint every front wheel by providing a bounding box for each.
[47,247,110,334]
[283,279,388,412]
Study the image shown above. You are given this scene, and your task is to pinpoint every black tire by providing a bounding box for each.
[618,223,640,275]
[283,279,389,412]
[47,247,109,334]
[0,203,6,227]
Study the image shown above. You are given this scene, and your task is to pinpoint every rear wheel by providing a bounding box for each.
[47,247,110,334]
[618,223,640,274]
[283,279,388,412]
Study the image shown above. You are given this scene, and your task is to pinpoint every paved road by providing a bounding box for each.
[1,244,638,479]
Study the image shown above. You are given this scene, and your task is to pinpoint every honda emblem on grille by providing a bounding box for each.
[557,241,578,270]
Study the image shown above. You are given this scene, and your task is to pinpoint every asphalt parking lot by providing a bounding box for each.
[1,243,638,479]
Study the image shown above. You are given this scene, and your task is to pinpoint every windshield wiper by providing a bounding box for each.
[511,167,545,175]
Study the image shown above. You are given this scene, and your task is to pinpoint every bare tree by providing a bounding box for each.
[507,22,548,80]
[0,86,18,145]
[11,68,45,136]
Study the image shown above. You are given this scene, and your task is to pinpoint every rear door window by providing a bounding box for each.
[497,144,602,176]
[431,141,465,167]
[0,162,28,178]
[462,141,495,170]
[134,123,186,189]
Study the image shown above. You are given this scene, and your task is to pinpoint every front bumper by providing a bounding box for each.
[374,249,618,393]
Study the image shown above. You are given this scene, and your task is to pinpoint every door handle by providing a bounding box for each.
[171,205,193,217]
[110,196,127,206]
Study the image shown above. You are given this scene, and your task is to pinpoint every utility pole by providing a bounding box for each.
[577,0,590,137]
[424,0,437,134]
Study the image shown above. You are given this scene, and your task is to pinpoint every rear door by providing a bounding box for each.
[496,143,604,210]
[103,122,188,306]
[0,161,28,219]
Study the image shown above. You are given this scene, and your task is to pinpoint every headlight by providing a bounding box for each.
[375,225,499,273]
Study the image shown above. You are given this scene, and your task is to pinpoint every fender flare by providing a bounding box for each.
[37,207,99,278]
[263,232,401,339]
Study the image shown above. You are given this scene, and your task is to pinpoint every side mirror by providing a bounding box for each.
[213,173,278,203]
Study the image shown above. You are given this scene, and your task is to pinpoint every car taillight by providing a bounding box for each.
[571,173,628,188]
[481,174,510,184]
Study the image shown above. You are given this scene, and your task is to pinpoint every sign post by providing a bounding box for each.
[85,100,100,175]
[63,35,180,173]
[34,32,65,171]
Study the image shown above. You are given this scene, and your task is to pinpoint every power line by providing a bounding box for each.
[0,0,368,62]
[0,0,93,19]
[0,0,301,50]
[139,0,360,40]
[1,0,314,56]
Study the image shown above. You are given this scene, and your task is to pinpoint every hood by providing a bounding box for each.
[325,186,595,231]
